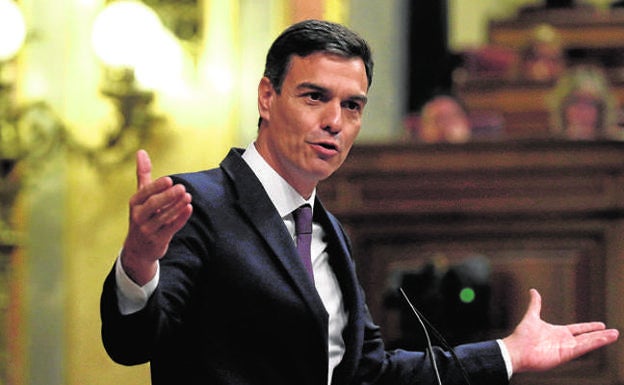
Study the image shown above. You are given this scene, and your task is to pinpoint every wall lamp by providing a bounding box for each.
[0,0,36,245]
[89,0,170,166]
[0,0,177,242]
[0,0,168,172]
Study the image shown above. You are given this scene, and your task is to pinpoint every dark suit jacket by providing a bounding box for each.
[101,148,509,385]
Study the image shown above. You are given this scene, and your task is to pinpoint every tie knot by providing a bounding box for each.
[293,204,312,235]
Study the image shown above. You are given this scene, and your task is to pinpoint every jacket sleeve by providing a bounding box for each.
[100,264,157,365]
[352,302,509,385]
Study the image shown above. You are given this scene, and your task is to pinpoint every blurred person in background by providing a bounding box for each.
[418,94,472,143]
[550,64,621,140]
[519,24,565,82]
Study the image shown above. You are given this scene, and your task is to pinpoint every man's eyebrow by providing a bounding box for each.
[296,82,368,105]
[351,94,368,106]
[296,82,328,93]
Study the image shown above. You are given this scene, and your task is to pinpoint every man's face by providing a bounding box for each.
[256,52,368,197]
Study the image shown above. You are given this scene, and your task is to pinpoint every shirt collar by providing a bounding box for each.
[241,142,315,218]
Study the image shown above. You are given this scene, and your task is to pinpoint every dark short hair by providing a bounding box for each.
[263,19,374,93]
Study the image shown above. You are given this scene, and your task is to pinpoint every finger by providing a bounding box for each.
[571,329,620,357]
[567,322,606,335]
[136,149,152,190]
[135,187,190,229]
[131,176,175,207]
[143,200,193,240]
[155,193,193,225]
[156,201,193,235]
[141,192,191,230]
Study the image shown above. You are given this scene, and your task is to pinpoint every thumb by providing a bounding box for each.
[136,149,152,190]
[527,288,542,319]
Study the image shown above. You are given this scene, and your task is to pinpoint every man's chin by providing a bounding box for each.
[310,161,343,182]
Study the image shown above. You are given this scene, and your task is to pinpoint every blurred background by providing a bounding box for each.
[1,0,623,384]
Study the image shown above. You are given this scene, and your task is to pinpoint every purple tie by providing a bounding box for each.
[293,204,314,281]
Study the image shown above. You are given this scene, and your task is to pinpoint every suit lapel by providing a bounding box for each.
[314,198,363,306]
[220,149,328,322]
[314,199,367,385]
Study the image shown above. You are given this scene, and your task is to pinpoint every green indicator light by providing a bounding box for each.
[459,287,476,304]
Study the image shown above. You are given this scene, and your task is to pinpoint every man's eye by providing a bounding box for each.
[307,92,323,101]
[343,101,361,111]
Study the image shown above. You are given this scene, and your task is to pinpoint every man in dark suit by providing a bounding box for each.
[100,19,618,385]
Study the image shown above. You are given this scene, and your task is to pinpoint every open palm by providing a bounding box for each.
[503,289,619,373]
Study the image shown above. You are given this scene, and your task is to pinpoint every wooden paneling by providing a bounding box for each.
[456,77,624,139]
[489,8,624,50]
[455,7,624,139]
[318,140,624,385]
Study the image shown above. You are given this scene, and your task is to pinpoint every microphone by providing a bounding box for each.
[399,287,472,385]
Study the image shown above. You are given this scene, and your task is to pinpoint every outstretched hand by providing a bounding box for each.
[120,150,193,285]
[502,289,619,374]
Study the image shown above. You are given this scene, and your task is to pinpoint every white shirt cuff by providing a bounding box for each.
[114,255,159,315]
[497,339,513,380]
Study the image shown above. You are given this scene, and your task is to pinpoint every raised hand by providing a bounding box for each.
[503,289,619,374]
[120,150,193,285]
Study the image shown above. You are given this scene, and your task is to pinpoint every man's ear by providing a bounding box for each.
[258,77,275,122]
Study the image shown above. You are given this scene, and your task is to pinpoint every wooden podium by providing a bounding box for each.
[318,140,624,385]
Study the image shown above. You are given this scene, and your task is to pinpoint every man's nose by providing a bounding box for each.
[321,101,342,133]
